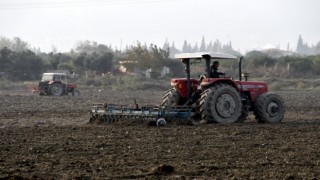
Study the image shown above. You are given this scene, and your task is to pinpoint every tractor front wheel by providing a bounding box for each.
[160,88,181,106]
[199,84,242,124]
[72,90,80,96]
[254,92,284,123]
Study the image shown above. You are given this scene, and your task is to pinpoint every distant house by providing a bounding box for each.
[119,65,127,73]
[145,68,152,78]
[161,66,170,77]
[118,60,170,78]
[119,66,170,78]
[261,48,295,58]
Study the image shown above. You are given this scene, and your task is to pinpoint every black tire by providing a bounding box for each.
[72,90,80,96]
[160,88,181,106]
[254,92,285,123]
[199,84,242,124]
[50,83,63,96]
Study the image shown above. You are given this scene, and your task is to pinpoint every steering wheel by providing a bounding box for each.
[219,73,226,78]
[221,73,232,79]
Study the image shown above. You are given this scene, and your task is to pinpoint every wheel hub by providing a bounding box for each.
[53,87,61,94]
[267,102,279,117]
[216,94,236,118]
[224,101,230,110]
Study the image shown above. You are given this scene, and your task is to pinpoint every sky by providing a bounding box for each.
[0,0,319,54]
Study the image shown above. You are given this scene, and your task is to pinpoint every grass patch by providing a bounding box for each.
[77,75,170,91]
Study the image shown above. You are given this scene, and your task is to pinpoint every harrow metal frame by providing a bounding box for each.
[90,103,195,126]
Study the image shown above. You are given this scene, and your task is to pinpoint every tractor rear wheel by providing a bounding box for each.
[254,92,284,123]
[199,84,242,124]
[50,83,63,96]
[160,88,181,106]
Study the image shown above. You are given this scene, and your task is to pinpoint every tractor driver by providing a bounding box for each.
[210,61,225,78]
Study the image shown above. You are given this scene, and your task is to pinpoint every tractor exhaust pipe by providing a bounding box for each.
[239,56,244,81]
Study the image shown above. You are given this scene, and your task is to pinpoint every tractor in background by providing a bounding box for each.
[37,73,80,96]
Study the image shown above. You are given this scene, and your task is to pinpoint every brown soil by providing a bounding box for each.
[0,89,319,179]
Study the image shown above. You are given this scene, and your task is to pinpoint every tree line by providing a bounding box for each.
[1,36,320,82]
[162,36,242,57]
[163,35,320,57]
[242,51,320,78]
[0,38,185,81]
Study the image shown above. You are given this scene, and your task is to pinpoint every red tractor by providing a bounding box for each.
[37,73,80,96]
[160,52,284,124]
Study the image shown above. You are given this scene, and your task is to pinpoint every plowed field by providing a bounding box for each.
[0,89,319,179]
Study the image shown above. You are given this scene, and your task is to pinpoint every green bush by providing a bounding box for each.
[296,79,307,89]
[100,76,117,86]
[85,79,101,87]
[268,81,282,91]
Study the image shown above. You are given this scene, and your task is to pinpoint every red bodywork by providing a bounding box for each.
[47,81,77,89]
[171,78,268,102]
[234,81,268,102]
[171,78,199,98]
[67,83,77,89]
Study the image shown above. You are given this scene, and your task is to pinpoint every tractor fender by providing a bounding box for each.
[49,82,63,86]
[200,78,239,91]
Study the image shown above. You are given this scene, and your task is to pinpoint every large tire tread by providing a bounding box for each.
[199,84,242,124]
[160,88,181,107]
[254,92,285,123]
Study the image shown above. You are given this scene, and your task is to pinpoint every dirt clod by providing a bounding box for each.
[151,164,175,175]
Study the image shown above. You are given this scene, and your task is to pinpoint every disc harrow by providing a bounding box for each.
[89,103,195,126]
